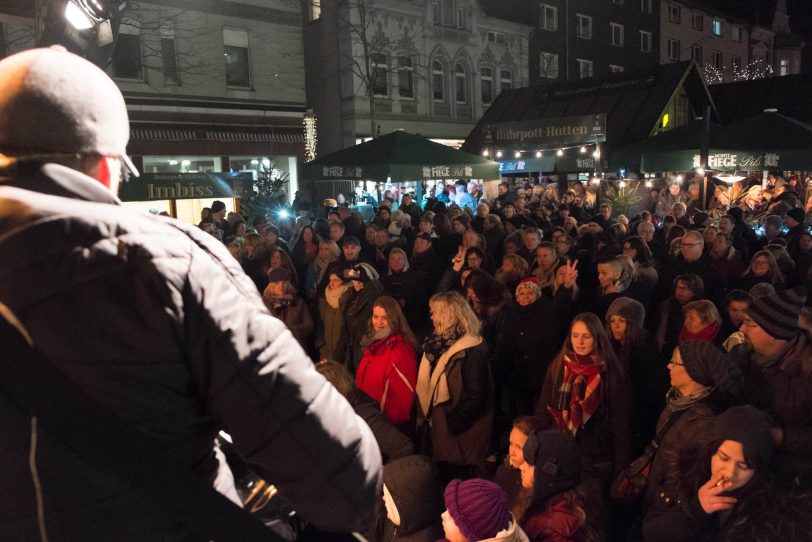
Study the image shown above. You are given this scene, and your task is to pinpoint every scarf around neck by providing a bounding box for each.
[679,322,720,343]
[549,350,602,435]
[360,326,392,349]
[325,283,349,309]
[422,329,463,367]
[665,385,712,411]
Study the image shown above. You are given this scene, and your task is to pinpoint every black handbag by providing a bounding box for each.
[0,316,284,541]
[610,409,685,505]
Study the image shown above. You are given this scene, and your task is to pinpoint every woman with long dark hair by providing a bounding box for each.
[605,297,666,456]
[535,312,632,484]
[355,296,418,430]
[290,225,320,291]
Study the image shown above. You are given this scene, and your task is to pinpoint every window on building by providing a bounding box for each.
[398,56,414,98]
[640,0,652,14]
[610,23,624,46]
[457,7,465,29]
[442,0,456,26]
[432,2,441,24]
[731,55,741,71]
[113,22,143,80]
[668,4,681,23]
[732,26,741,42]
[576,14,592,39]
[161,25,178,84]
[667,39,680,61]
[454,63,467,103]
[500,69,512,91]
[577,59,593,79]
[692,44,703,65]
[640,30,652,53]
[713,19,722,36]
[223,28,250,88]
[309,0,321,21]
[540,51,559,78]
[713,50,723,69]
[371,53,388,96]
[780,58,789,76]
[540,4,557,31]
[433,60,445,101]
[692,12,703,30]
[488,31,506,45]
[481,67,493,103]
[610,64,624,73]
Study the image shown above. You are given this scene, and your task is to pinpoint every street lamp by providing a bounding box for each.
[41,0,124,67]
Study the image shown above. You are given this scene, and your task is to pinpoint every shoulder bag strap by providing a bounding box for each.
[0,316,280,541]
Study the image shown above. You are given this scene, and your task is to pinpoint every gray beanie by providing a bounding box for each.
[605,297,646,329]
[679,340,743,397]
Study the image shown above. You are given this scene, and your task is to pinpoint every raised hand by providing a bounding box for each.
[557,259,579,289]
[698,474,737,514]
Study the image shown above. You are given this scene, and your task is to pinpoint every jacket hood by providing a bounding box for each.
[383,455,444,535]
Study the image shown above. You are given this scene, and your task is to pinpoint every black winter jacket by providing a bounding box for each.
[0,164,382,539]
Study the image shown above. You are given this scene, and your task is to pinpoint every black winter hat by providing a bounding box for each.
[523,430,580,504]
[678,340,743,397]
[786,207,805,224]
[712,405,774,471]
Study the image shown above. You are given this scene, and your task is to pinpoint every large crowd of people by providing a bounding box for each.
[203,175,812,541]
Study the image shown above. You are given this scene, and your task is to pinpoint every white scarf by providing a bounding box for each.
[324,283,349,309]
[416,334,482,417]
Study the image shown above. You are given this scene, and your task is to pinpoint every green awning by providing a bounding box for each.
[302,131,500,182]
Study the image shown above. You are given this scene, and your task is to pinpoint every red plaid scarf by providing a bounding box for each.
[548,350,603,435]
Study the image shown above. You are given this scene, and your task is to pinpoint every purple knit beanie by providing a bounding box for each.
[444,479,510,541]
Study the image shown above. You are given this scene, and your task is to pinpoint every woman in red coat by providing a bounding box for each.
[356,295,418,430]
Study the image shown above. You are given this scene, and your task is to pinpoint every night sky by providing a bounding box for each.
[787,0,812,33]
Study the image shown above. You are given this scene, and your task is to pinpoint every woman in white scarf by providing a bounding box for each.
[317,271,350,360]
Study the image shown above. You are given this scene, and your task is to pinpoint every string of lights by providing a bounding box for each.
[481,141,602,159]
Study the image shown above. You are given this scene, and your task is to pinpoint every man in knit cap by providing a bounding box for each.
[441,478,529,542]
[729,286,812,490]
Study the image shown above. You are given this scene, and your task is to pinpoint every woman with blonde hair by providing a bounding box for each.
[416,291,491,481]
[356,296,418,430]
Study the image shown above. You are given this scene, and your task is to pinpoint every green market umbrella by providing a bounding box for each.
[302,130,500,182]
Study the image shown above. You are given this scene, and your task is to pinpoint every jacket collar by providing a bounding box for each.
[0,163,120,205]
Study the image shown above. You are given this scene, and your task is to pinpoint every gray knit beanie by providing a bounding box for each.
[605,297,646,329]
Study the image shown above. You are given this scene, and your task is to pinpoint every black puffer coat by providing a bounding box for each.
[381,455,444,542]
[0,165,382,540]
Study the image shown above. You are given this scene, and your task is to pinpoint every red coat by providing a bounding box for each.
[356,334,417,427]
[522,496,585,542]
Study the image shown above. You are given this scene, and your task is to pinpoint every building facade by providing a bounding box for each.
[302,0,532,154]
[0,0,309,222]
[524,0,661,86]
